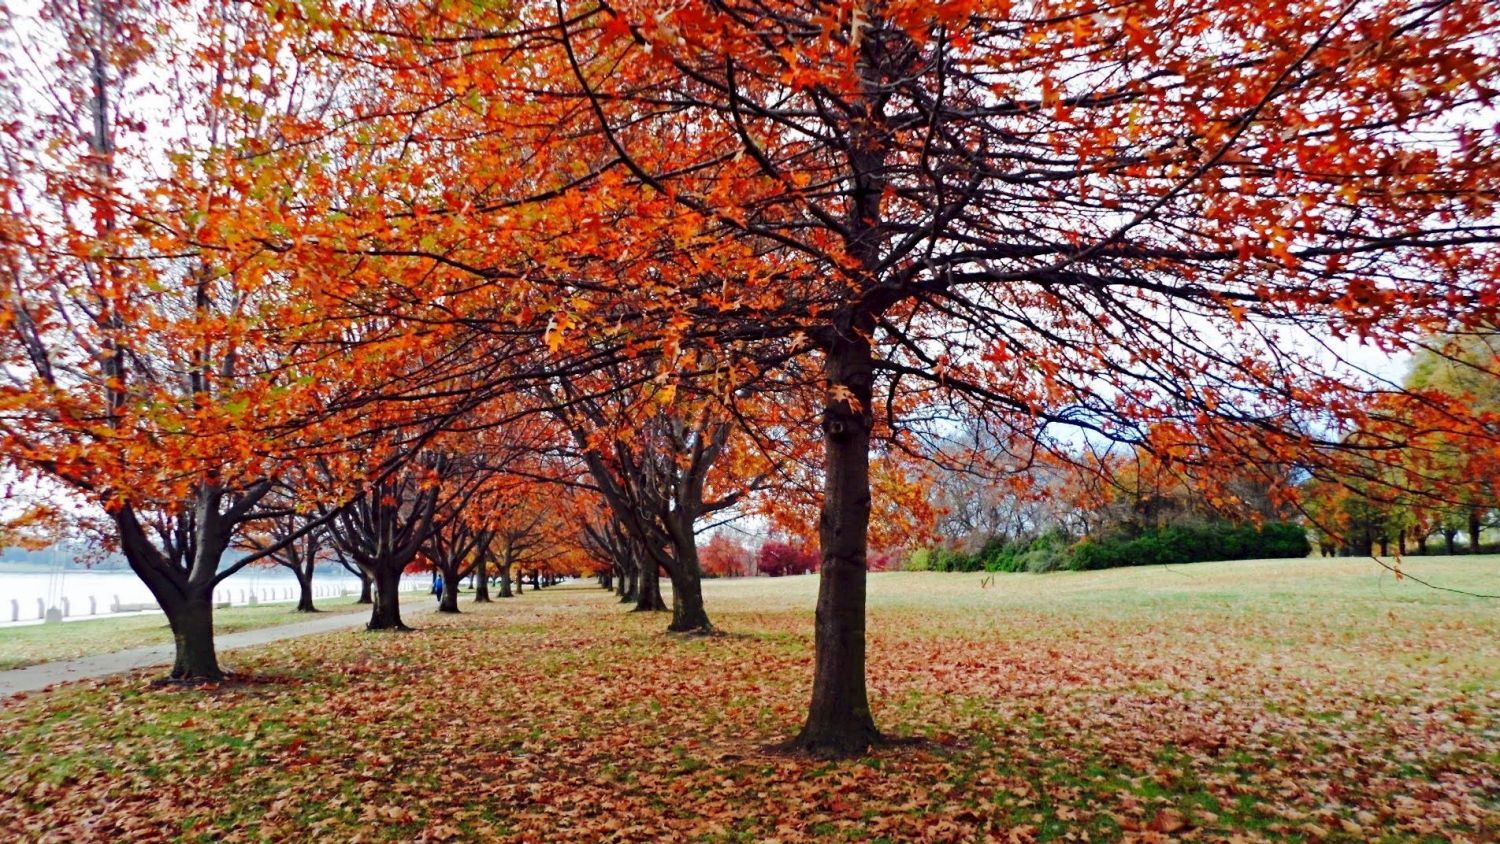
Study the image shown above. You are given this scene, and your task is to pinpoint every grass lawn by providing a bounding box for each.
[1,557,1497,841]
[0,591,425,671]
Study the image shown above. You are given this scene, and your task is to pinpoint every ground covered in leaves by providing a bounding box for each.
[2,558,1497,842]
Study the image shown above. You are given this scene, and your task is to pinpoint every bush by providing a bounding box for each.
[1020,542,1071,572]
[929,547,983,572]
[911,530,1079,574]
[1069,521,1310,570]
[1257,522,1314,558]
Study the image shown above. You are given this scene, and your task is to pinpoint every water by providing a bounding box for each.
[0,568,429,625]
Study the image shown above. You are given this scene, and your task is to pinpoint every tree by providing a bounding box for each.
[0,0,347,678]
[1403,330,1500,553]
[189,0,1500,753]
[700,533,755,578]
[520,0,1500,754]
[552,373,771,633]
[239,507,329,613]
[324,463,440,631]
[757,541,820,578]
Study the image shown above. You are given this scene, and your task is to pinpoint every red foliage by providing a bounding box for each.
[756,541,819,577]
[867,549,899,573]
[700,534,754,578]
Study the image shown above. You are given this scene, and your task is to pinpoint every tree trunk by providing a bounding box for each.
[438,570,461,613]
[1377,535,1389,557]
[788,336,881,757]
[474,555,492,602]
[634,565,665,612]
[620,564,637,604]
[162,590,223,681]
[1417,534,1429,555]
[356,574,373,604]
[666,529,713,633]
[666,566,712,632]
[117,507,226,681]
[1445,529,1458,556]
[1469,507,1482,553]
[295,569,317,612]
[368,567,409,631]
[499,561,514,597]
[531,570,541,589]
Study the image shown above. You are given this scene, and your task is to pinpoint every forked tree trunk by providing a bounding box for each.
[160,589,223,680]
[1417,534,1429,555]
[368,567,409,631]
[787,336,881,757]
[118,506,228,683]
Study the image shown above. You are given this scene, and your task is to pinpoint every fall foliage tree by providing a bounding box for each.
[286,0,1500,755]
[0,0,358,679]
[757,541,820,578]
[700,533,755,578]
[238,502,329,613]
[322,459,441,631]
[7,0,1500,762]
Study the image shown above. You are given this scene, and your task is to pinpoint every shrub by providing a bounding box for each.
[1257,522,1313,558]
[962,529,1078,573]
[1020,542,1071,572]
[906,548,933,572]
[1069,521,1310,570]
[939,547,983,572]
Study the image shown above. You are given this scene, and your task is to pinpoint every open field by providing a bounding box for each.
[0,591,425,671]
[2,557,1497,842]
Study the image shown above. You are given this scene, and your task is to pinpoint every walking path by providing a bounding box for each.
[0,603,436,699]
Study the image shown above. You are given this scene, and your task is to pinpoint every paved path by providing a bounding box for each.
[0,603,436,699]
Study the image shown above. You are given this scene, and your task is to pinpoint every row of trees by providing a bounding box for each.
[1304,331,1500,557]
[4,0,1500,756]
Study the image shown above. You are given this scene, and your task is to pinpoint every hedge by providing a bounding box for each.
[910,522,1310,573]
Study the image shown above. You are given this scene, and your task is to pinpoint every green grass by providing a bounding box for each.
[0,556,1495,842]
[0,589,426,670]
